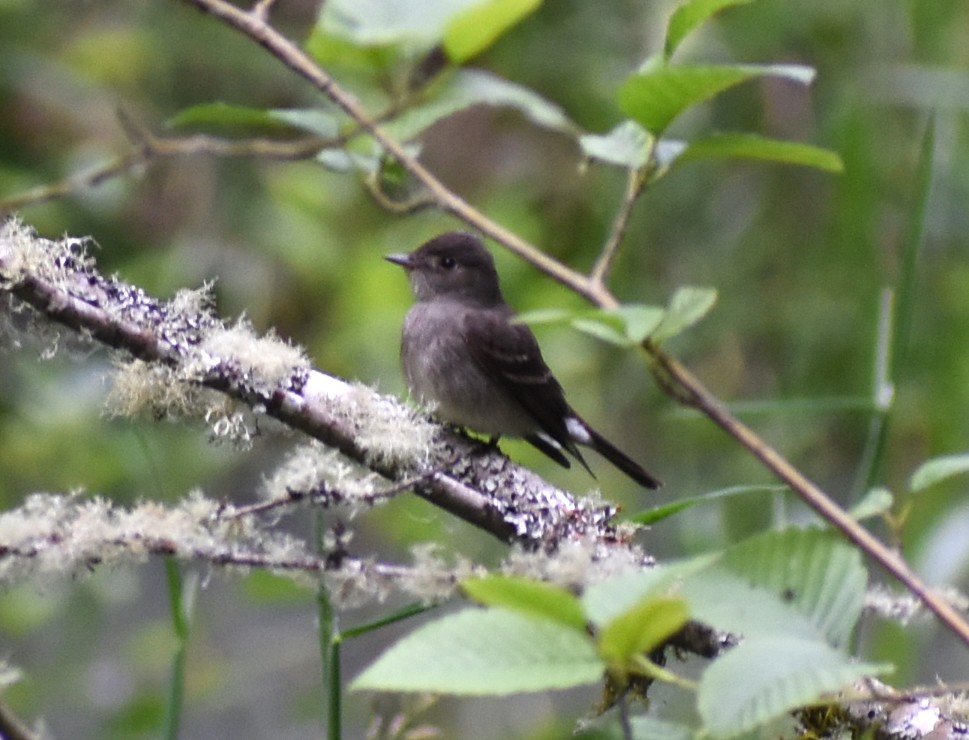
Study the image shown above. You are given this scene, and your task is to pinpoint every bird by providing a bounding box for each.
[385,231,661,488]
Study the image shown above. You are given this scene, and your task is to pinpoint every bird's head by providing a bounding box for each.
[386,232,504,306]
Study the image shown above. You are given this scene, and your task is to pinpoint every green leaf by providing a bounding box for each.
[314,0,472,47]
[579,120,653,169]
[571,316,631,346]
[719,528,866,647]
[463,575,587,631]
[444,0,542,63]
[664,0,754,60]
[619,62,815,135]
[910,453,969,492]
[351,608,601,695]
[582,557,715,625]
[167,103,287,131]
[515,308,633,346]
[681,567,821,639]
[698,636,890,738]
[269,109,343,138]
[384,68,577,141]
[513,307,575,327]
[628,716,696,740]
[670,132,844,172]
[598,596,688,665]
[848,487,894,521]
[612,304,667,343]
[168,104,344,139]
[626,484,788,525]
[569,305,666,347]
[651,286,718,343]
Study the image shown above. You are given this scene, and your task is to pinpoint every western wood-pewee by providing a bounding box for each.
[386,232,660,488]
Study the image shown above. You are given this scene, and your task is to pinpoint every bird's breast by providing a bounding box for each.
[400,303,536,437]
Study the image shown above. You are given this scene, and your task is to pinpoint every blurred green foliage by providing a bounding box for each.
[2,0,969,737]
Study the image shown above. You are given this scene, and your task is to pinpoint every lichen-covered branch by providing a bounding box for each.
[0,218,626,551]
[0,491,468,607]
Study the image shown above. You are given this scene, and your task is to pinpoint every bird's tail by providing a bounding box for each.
[583,423,662,489]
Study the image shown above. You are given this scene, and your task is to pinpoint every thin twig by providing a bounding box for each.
[0,111,346,213]
[590,166,648,287]
[226,468,446,519]
[251,0,276,23]
[363,171,438,214]
[0,151,146,212]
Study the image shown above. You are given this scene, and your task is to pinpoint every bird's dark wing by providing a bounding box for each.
[462,307,661,488]
[462,307,589,469]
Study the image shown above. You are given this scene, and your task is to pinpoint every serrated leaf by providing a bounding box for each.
[444,0,542,63]
[670,132,843,172]
[651,286,718,343]
[848,487,894,521]
[720,528,866,647]
[664,0,754,60]
[626,484,788,525]
[351,608,601,695]
[619,62,815,135]
[463,575,586,631]
[698,636,890,738]
[384,68,576,141]
[579,120,653,169]
[598,596,688,665]
[681,567,821,639]
[910,453,969,492]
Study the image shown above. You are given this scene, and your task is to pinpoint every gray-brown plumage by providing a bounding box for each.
[386,232,660,489]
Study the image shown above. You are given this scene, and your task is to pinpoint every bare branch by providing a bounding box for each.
[227,468,447,519]
[0,110,346,213]
[590,167,649,287]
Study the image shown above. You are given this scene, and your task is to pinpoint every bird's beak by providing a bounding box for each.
[384,253,414,269]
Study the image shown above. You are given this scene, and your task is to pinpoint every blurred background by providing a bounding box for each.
[1,0,968,737]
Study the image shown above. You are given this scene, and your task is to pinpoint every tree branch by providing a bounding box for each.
[0,110,347,213]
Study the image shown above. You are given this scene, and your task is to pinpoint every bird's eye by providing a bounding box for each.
[439,256,457,270]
